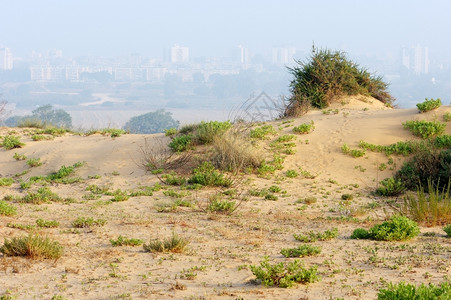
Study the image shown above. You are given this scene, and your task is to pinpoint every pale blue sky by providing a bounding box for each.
[1,0,451,58]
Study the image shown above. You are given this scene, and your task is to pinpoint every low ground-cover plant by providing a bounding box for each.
[342,143,365,158]
[402,120,446,139]
[143,232,188,253]
[444,224,451,237]
[2,136,25,150]
[351,216,419,241]
[444,112,451,122]
[72,217,107,228]
[36,218,60,228]
[375,177,406,196]
[401,181,451,226]
[250,124,277,139]
[207,196,236,214]
[31,134,53,141]
[19,187,62,204]
[280,245,321,258]
[110,235,143,247]
[168,134,192,152]
[195,120,232,144]
[26,157,42,167]
[378,281,451,300]
[416,97,442,113]
[250,256,319,288]
[294,228,338,242]
[293,121,315,134]
[188,162,232,187]
[0,200,16,216]
[0,177,14,186]
[0,233,63,259]
[13,152,27,160]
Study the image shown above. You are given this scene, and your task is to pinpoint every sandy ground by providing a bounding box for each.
[1,97,451,299]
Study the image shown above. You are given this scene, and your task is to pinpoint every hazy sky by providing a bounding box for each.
[2,0,451,58]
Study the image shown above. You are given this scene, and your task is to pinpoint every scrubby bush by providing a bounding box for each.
[402,120,446,139]
[0,177,14,186]
[444,224,451,237]
[395,149,451,190]
[195,121,231,144]
[444,112,451,122]
[0,200,16,216]
[376,177,406,196]
[284,46,394,116]
[280,245,321,258]
[0,233,63,259]
[188,162,232,187]
[168,134,192,152]
[350,216,419,241]
[110,235,143,247]
[416,98,442,113]
[250,256,319,288]
[250,124,277,139]
[293,121,315,134]
[143,232,188,253]
[378,281,451,300]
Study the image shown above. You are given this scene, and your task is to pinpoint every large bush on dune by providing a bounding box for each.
[284,46,394,116]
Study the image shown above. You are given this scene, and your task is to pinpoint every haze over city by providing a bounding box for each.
[1,0,451,127]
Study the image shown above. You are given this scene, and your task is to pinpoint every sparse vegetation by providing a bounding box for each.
[26,157,42,167]
[378,281,451,300]
[0,233,63,259]
[250,124,276,139]
[110,235,144,247]
[72,217,107,228]
[294,228,338,242]
[376,177,406,196]
[188,161,232,187]
[0,200,17,216]
[250,256,319,288]
[13,152,27,160]
[403,120,446,139]
[444,224,451,237]
[2,135,25,150]
[293,121,315,134]
[0,177,14,186]
[416,98,442,113]
[36,218,60,228]
[280,245,321,258]
[444,112,451,122]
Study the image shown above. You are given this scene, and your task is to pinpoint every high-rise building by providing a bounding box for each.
[170,45,189,63]
[272,47,296,65]
[238,45,250,65]
[0,47,13,70]
[401,45,429,75]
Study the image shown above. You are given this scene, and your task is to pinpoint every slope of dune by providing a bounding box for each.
[1,99,451,299]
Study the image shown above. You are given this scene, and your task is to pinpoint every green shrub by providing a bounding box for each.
[0,200,17,216]
[36,218,60,228]
[341,193,353,200]
[351,216,419,241]
[402,120,446,139]
[395,149,451,190]
[72,217,107,228]
[21,187,62,204]
[285,170,299,178]
[402,181,451,226]
[161,172,186,186]
[250,256,319,288]
[378,281,451,300]
[13,152,27,161]
[188,162,232,187]
[110,189,130,202]
[195,121,232,145]
[294,228,338,242]
[165,128,177,136]
[207,197,236,214]
[376,177,406,196]
[0,177,14,187]
[250,125,276,139]
[110,235,143,247]
[284,47,393,117]
[444,112,451,122]
[0,233,63,259]
[264,194,278,201]
[26,158,42,167]
[168,134,192,152]
[341,143,365,157]
[143,232,188,253]
[444,224,451,237]
[416,98,442,113]
[280,245,321,258]
[2,136,25,150]
[293,121,315,134]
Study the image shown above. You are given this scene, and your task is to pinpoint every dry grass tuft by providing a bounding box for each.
[0,233,63,260]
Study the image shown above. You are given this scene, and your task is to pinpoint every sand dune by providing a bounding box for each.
[1,98,451,299]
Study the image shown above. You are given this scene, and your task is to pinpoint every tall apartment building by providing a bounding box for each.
[238,45,250,65]
[272,47,296,65]
[0,47,13,70]
[170,45,189,63]
[401,45,429,75]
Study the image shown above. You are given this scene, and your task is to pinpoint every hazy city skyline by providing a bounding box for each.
[2,0,451,58]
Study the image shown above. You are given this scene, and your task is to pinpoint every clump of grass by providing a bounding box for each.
[207,196,236,214]
[375,177,406,196]
[110,235,144,247]
[195,121,232,144]
[36,218,60,228]
[20,187,62,204]
[26,157,42,167]
[416,97,442,113]
[143,232,188,253]
[0,177,14,186]
[293,121,315,134]
[250,256,319,288]
[350,215,419,241]
[280,245,321,258]
[0,233,63,259]
[161,172,186,186]
[294,228,338,242]
[443,224,451,237]
[378,281,451,300]
[31,134,53,141]
[0,200,17,216]
[72,217,107,228]
[188,161,232,187]
[13,152,27,160]
[444,112,451,122]
[264,193,278,201]
[284,46,393,117]
[2,136,25,150]
[110,189,130,202]
[402,120,446,139]
[250,124,276,139]
[401,181,451,226]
